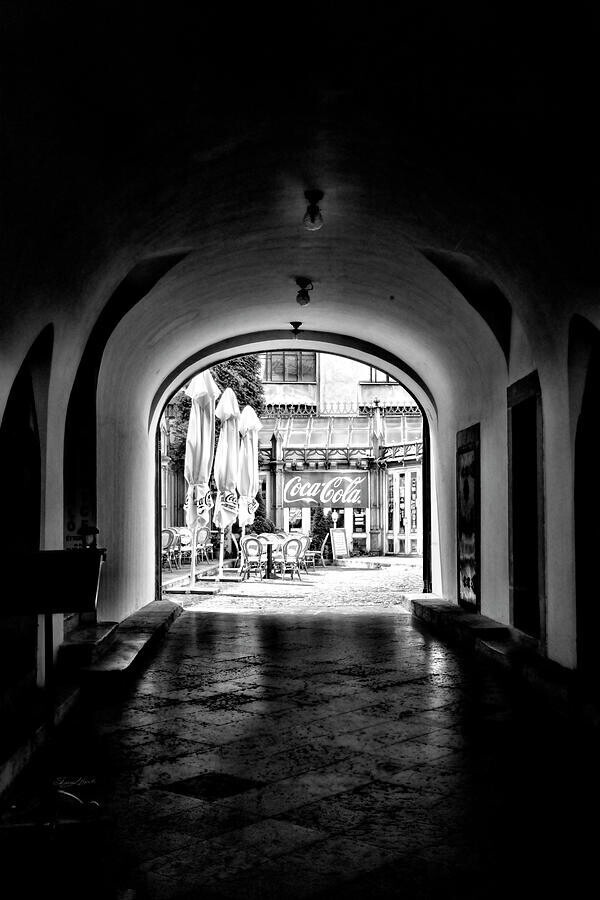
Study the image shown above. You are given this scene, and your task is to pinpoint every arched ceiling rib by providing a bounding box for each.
[97,224,510,440]
[147,331,437,432]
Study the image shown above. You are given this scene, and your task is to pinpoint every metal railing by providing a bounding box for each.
[259,440,423,469]
[263,402,422,418]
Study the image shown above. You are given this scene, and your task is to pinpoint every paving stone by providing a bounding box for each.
[3,560,599,898]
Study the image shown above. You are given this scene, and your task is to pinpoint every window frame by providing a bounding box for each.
[261,350,318,384]
[361,366,399,384]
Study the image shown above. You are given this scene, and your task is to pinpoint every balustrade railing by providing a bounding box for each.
[263,402,422,418]
[259,441,423,468]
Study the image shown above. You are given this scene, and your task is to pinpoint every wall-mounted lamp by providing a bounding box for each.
[295,276,313,306]
[290,321,302,338]
[303,189,324,231]
[77,524,99,549]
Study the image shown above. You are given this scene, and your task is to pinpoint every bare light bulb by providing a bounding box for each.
[295,277,313,306]
[296,288,311,305]
[303,189,324,231]
[303,203,323,231]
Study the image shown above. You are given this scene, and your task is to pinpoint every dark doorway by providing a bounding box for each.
[422,415,432,592]
[0,364,41,713]
[456,423,480,611]
[574,337,600,681]
[508,372,545,643]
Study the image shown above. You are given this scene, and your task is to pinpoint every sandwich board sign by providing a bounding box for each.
[330,528,349,560]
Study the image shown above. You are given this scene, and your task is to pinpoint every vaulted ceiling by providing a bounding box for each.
[1,4,597,392]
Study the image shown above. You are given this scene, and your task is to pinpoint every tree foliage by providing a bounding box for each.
[166,354,265,470]
[211,355,265,416]
[309,508,333,557]
[166,392,192,467]
[246,491,275,534]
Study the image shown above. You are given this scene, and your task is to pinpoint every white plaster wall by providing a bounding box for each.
[428,430,443,596]
[96,404,156,624]
[538,359,577,668]
[319,354,364,410]
[509,312,536,384]
[359,383,417,408]
[263,382,318,406]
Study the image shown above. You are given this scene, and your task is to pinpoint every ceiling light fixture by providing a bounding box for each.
[303,189,324,231]
[295,276,313,306]
[290,321,302,338]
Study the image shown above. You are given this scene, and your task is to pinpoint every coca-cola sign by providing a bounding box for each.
[283,471,368,508]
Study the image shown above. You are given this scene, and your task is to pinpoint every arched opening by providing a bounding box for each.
[94,250,510,627]
[63,253,189,557]
[155,348,434,599]
[507,371,545,643]
[0,325,53,715]
[570,317,600,681]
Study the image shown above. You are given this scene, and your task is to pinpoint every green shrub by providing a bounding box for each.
[310,508,333,558]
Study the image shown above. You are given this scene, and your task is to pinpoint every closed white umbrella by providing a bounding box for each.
[237,405,263,537]
[183,370,221,585]
[213,387,241,577]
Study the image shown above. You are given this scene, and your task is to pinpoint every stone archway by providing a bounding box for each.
[153,342,436,600]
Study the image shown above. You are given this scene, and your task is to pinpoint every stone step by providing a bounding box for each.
[162,559,237,590]
[57,621,119,671]
[410,598,511,648]
[81,600,183,685]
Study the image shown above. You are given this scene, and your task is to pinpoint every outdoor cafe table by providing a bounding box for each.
[259,532,305,577]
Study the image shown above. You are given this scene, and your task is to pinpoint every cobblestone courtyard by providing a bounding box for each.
[168,558,424,614]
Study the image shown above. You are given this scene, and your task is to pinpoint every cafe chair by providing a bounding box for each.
[297,533,311,573]
[276,536,303,580]
[169,530,183,568]
[240,535,265,580]
[178,528,193,566]
[161,529,176,571]
[195,526,213,563]
[304,533,329,570]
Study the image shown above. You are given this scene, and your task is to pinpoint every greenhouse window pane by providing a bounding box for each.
[349,425,370,447]
[329,420,351,447]
[259,425,275,446]
[301,352,316,381]
[308,422,330,447]
[259,354,267,380]
[270,352,284,381]
[383,420,403,444]
[285,351,299,381]
[287,425,309,447]
[405,418,423,441]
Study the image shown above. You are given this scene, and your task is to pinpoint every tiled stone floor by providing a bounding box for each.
[2,570,599,899]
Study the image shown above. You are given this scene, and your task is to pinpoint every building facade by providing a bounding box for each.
[258,352,423,555]
[159,409,187,530]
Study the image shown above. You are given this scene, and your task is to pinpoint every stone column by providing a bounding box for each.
[270,431,284,529]
[369,421,382,553]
